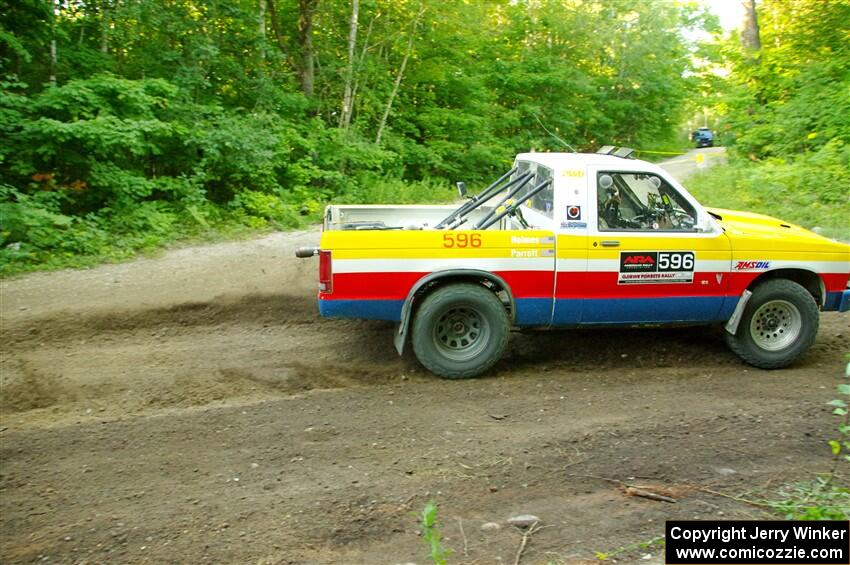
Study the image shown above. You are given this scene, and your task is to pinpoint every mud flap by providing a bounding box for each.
[724,290,753,335]
[393,323,406,355]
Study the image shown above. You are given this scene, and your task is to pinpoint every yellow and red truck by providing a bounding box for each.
[297,149,850,378]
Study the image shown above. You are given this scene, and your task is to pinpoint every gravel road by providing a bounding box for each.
[3,147,848,564]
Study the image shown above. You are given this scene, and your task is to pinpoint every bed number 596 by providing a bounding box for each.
[443,233,482,248]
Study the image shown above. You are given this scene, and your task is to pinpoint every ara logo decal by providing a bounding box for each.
[734,260,770,270]
[623,254,656,266]
[566,205,582,220]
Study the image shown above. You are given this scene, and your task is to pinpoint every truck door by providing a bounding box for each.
[584,168,732,324]
[551,168,590,325]
[505,161,557,327]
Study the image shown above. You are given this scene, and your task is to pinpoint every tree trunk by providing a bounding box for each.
[375,33,414,145]
[375,4,423,143]
[100,0,109,54]
[266,0,287,53]
[258,0,267,40]
[297,0,317,97]
[740,0,761,51]
[349,15,376,126]
[258,0,267,60]
[49,0,59,85]
[339,0,359,129]
[49,39,57,85]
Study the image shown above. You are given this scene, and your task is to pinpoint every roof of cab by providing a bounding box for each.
[514,151,655,173]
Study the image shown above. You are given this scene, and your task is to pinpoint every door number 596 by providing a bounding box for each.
[658,251,694,271]
[443,233,482,248]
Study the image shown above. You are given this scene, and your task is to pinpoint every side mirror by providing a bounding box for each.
[456,181,469,199]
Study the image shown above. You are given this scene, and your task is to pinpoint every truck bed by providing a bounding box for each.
[323,204,520,231]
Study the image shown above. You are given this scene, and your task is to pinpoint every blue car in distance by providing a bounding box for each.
[692,127,714,148]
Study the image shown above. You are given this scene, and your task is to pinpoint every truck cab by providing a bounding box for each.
[301,150,850,379]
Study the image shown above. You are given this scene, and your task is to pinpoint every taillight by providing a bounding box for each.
[319,250,332,293]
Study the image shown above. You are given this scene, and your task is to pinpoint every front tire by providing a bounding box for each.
[412,284,510,379]
[725,279,819,369]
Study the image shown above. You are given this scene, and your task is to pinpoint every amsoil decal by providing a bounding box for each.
[619,251,695,284]
[734,260,770,270]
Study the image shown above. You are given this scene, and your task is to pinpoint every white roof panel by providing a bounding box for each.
[514,151,654,174]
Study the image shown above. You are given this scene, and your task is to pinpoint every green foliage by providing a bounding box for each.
[337,175,455,206]
[768,477,850,521]
[0,0,712,275]
[231,191,302,229]
[826,360,850,463]
[685,142,850,242]
[419,501,451,565]
[717,0,850,160]
[689,1,849,242]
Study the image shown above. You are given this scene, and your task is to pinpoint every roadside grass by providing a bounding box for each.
[766,477,850,520]
[684,145,849,242]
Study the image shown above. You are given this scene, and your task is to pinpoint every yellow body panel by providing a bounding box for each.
[708,207,850,258]
[321,229,555,259]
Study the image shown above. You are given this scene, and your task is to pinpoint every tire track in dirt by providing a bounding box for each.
[0,290,415,417]
[2,276,847,419]
[2,293,319,345]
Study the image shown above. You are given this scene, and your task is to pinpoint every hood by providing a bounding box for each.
[706,207,850,254]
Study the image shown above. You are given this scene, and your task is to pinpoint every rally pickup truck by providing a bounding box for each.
[297,148,850,379]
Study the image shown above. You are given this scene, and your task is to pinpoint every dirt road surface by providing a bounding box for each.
[2,149,848,564]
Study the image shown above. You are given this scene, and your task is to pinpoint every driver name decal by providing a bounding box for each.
[619,251,695,284]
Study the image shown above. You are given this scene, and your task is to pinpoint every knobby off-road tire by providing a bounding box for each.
[412,284,510,379]
[725,279,819,369]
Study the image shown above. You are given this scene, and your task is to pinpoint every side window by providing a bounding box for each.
[514,161,554,218]
[529,166,554,217]
[597,172,696,231]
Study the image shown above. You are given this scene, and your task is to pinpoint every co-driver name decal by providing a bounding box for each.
[618,251,695,284]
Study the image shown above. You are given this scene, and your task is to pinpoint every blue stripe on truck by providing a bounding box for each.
[553,296,735,325]
[319,299,404,321]
[318,295,739,326]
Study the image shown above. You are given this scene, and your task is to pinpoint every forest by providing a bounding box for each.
[0,0,848,275]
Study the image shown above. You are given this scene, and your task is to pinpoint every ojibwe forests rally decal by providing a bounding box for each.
[618,251,695,284]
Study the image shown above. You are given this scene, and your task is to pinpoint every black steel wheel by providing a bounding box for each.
[411,284,509,379]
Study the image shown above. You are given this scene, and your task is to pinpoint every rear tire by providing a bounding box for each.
[412,284,510,379]
[725,279,819,369]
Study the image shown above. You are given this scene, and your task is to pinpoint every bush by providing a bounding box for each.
[231,190,303,229]
[685,141,850,241]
